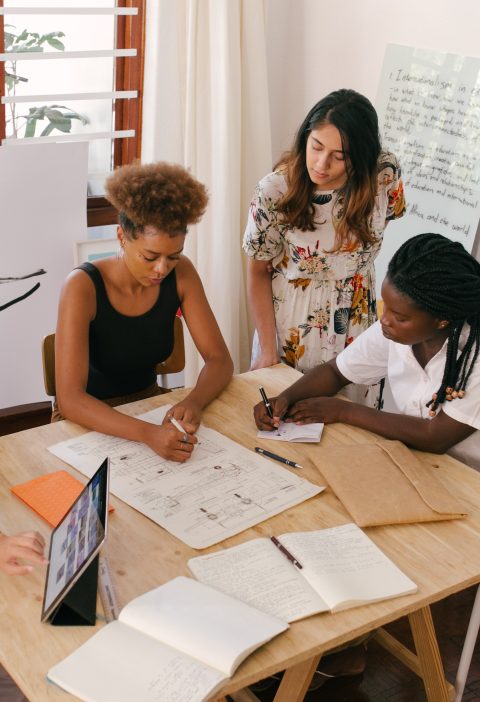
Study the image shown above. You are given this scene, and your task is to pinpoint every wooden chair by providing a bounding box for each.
[42,316,185,397]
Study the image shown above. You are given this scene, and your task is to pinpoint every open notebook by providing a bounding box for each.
[189,523,417,623]
[257,420,323,443]
[47,576,287,702]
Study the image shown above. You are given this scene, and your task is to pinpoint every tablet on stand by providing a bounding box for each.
[41,458,109,626]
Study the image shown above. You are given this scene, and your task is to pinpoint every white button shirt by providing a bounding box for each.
[336,321,480,470]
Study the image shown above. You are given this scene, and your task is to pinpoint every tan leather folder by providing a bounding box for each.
[315,440,466,526]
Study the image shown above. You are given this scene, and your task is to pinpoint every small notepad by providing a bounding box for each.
[257,420,323,443]
[11,470,115,527]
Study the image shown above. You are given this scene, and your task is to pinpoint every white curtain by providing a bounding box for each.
[142,0,272,385]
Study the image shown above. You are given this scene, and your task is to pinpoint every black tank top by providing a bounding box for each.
[78,262,180,399]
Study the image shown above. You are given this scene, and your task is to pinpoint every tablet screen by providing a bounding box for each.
[41,458,109,622]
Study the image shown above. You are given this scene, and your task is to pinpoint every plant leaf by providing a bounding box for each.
[45,37,65,51]
[52,120,72,133]
[24,118,37,138]
[44,108,70,123]
[4,32,15,50]
[40,122,56,137]
[28,106,47,119]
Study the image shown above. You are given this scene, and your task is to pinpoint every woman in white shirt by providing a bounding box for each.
[254,233,480,469]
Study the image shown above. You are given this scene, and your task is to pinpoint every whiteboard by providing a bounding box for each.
[0,142,88,407]
[374,43,480,294]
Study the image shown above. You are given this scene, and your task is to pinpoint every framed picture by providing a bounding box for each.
[74,238,120,266]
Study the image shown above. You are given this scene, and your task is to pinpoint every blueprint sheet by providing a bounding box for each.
[48,406,323,548]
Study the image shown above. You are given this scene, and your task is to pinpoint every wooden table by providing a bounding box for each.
[1,365,480,702]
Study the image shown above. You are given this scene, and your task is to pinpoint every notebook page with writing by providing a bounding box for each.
[257,420,323,443]
[279,524,417,612]
[48,623,226,702]
[189,539,329,622]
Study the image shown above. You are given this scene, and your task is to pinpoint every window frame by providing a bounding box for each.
[0,0,146,227]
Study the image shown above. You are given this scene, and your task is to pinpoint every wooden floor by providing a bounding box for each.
[245,585,480,702]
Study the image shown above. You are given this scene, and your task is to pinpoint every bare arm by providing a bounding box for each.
[55,270,197,461]
[269,358,475,453]
[288,396,476,454]
[246,258,279,369]
[254,357,475,453]
[170,257,233,426]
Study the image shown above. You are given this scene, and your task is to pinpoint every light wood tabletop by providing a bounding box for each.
[1,364,480,702]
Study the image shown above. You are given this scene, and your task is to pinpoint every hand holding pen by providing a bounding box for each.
[254,388,289,431]
[162,400,202,431]
[259,386,273,418]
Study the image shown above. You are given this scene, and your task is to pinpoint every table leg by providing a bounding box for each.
[409,606,449,702]
[455,585,480,702]
[229,690,262,702]
[272,654,321,702]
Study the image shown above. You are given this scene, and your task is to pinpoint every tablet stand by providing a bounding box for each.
[49,556,99,626]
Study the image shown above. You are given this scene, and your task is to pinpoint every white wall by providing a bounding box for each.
[264,0,480,258]
[0,143,88,408]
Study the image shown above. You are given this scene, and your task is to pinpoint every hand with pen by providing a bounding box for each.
[149,409,198,463]
[255,392,347,430]
[254,390,289,431]
[162,397,202,432]
[138,408,197,463]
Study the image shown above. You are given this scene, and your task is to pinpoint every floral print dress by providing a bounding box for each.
[243,151,406,373]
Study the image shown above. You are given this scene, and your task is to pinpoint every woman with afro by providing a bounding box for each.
[55,162,233,461]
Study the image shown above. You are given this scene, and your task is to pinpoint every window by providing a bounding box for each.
[0,0,145,225]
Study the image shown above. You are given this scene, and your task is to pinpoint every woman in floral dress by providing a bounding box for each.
[243,89,406,375]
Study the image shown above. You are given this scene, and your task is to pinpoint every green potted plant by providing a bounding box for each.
[4,26,89,138]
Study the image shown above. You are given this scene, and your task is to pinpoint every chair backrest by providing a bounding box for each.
[155,315,186,375]
[41,316,186,397]
[42,333,56,397]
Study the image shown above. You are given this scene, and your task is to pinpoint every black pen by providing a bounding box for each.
[271,536,303,569]
[259,386,273,418]
[255,446,302,469]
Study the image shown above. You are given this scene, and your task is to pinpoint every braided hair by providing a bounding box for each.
[387,233,480,415]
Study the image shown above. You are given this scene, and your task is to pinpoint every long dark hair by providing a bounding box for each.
[387,233,480,415]
[275,89,381,250]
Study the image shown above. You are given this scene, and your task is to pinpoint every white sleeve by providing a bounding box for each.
[336,322,389,385]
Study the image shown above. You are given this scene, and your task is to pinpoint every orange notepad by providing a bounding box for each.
[11,470,113,527]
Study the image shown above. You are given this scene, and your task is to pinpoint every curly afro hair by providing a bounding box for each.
[104,161,209,238]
